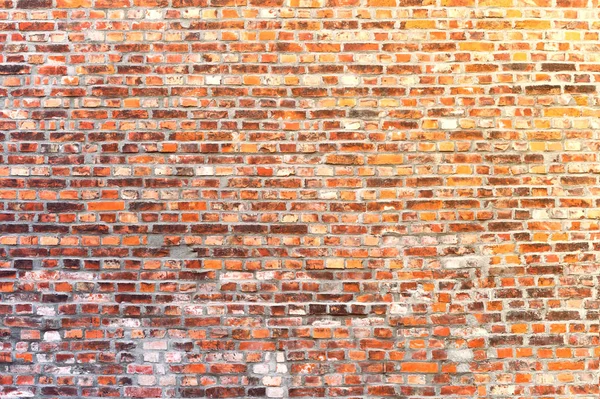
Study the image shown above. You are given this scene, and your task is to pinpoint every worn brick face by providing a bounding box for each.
[1,1,600,398]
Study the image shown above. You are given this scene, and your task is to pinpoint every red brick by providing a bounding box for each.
[0,4,596,399]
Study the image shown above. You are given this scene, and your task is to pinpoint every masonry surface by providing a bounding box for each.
[1,0,600,398]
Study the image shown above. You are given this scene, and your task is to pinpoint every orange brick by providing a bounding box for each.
[87,202,125,211]
[400,362,439,373]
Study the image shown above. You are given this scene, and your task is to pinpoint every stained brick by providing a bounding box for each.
[0,2,598,399]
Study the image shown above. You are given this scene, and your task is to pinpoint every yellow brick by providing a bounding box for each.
[547,142,562,151]
[375,9,392,19]
[326,259,344,269]
[380,99,399,107]
[551,233,568,241]
[512,52,528,61]
[421,212,436,221]
[530,165,546,174]
[456,165,472,174]
[544,108,580,117]
[281,54,297,63]
[530,142,545,151]
[534,119,551,129]
[441,0,475,5]
[438,142,455,152]
[404,20,436,29]
[582,108,600,117]
[588,210,600,219]
[259,31,276,40]
[419,143,436,152]
[506,9,522,18]
[504,255,521,265]
[367,0,395,5]
[480,0,513,5]
[422,120,438,129]
[459,42,496,52]
[515,20,552,30]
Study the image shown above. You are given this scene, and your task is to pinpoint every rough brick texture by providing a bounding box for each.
[1,0,600,398]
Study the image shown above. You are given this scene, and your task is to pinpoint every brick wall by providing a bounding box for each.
[1,0,600,398]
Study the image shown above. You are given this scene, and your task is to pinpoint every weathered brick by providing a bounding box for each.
[16,0,50,8]
[0,3,598,399]
[0,65,31,74]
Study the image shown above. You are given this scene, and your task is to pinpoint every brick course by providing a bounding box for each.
[1,0,600,398]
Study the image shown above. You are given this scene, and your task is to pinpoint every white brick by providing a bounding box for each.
[253,364,269,374]
[262,376,282,386]
[266,387,284,398]
[340,75,359,86]
[440,119,458,129]
[43,331,61,342]
[206,75,222,85]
